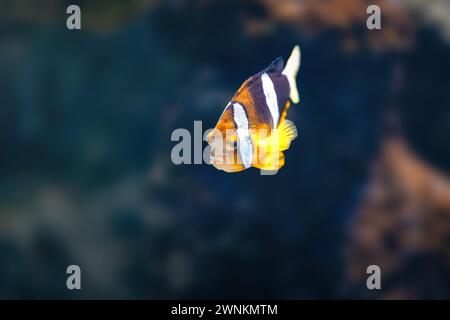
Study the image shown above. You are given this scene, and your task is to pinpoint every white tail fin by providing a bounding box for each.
[282,45,301,104]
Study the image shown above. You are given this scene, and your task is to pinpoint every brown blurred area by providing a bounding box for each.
[3,0,449,48]
[262,0,417,51]
[346,136,450,299]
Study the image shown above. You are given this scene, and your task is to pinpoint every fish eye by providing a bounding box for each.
[226,136,238,150]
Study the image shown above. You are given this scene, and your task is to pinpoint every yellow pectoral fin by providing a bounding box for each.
[254,120,297,170]
[254,152,285,171]
[277,119,297,151]
[259,119,297,152]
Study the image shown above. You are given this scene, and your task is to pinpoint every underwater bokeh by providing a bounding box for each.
[1,0,450,298]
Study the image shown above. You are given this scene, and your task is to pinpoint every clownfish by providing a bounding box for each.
[207,45,301,172]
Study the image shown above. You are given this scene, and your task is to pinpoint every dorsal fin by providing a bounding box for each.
[263,57,284,73]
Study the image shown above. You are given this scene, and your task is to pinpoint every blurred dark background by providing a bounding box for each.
[1,0,450,299]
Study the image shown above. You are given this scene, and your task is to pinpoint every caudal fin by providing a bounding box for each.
[282,45,301,104]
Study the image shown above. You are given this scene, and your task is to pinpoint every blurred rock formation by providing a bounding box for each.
[346,136,450,298]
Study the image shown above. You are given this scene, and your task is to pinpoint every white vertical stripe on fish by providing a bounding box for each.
[261,73,279,129]
[233,103,253,169]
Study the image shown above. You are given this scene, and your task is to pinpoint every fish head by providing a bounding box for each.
[207,107,246,172]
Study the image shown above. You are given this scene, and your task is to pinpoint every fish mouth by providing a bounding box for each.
[207,129,222,145]
[209,157,229,170]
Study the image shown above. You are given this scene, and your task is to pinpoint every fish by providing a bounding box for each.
[207,45,301,173]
